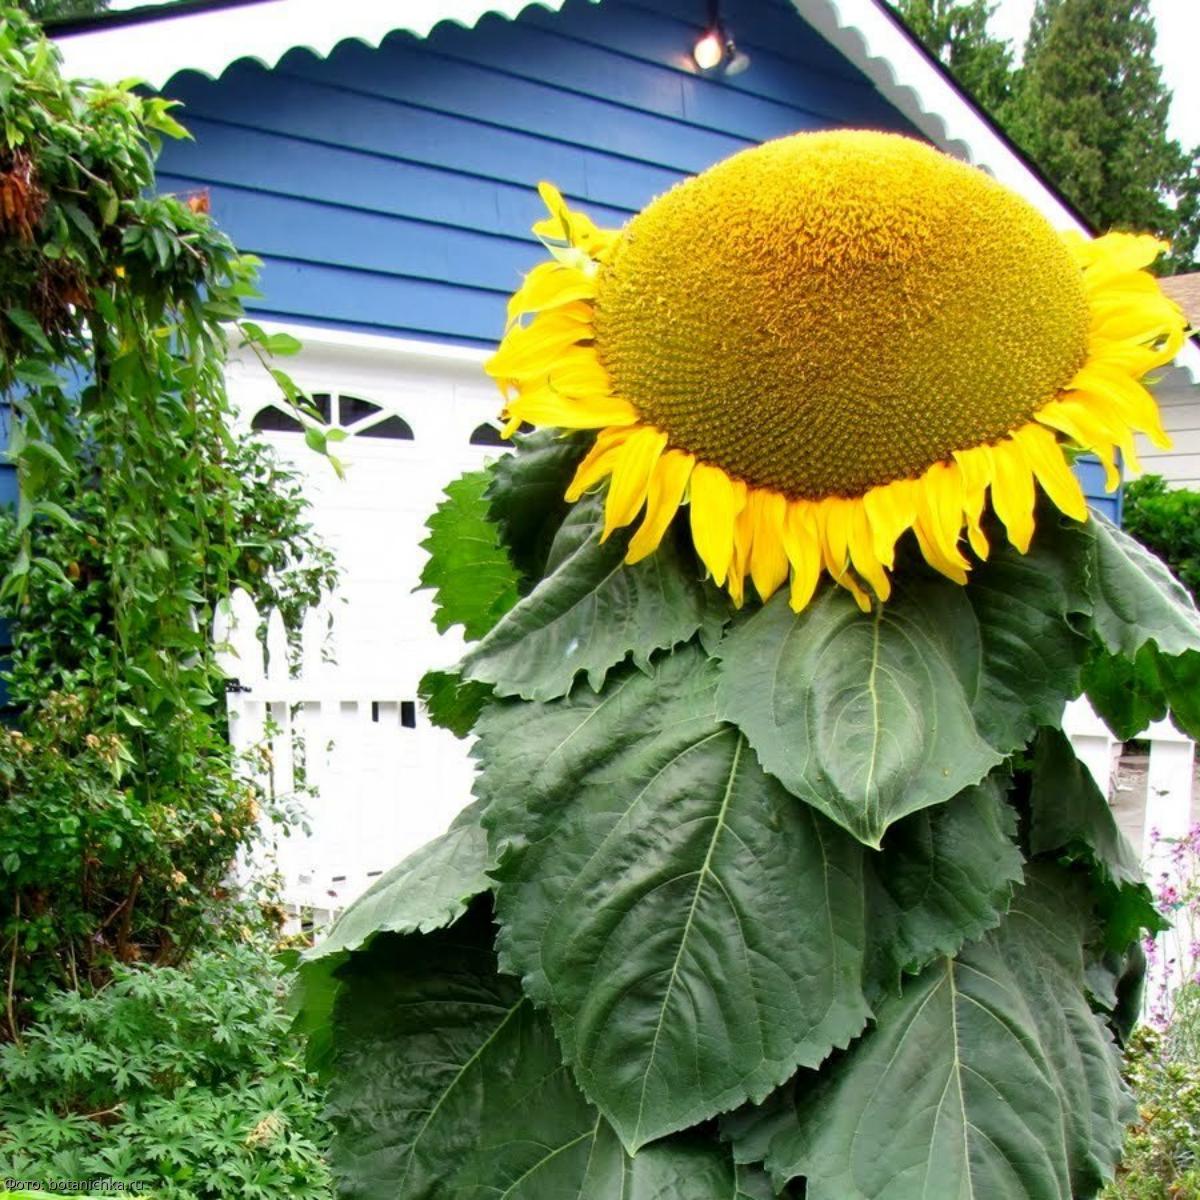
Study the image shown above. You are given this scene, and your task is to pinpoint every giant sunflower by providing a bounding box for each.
[486,131,1188,612]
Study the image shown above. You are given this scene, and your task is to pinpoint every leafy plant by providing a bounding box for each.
[0,8,336,1026]
[289,430,1200,1199]
[1124,475,1200,608]
[0,940,332,1198]
[1101,1022,1200,1198]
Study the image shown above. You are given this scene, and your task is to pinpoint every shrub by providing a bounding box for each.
[0,941,332,1198]
[0,8,336,1027]
[1103,1022,1200,1199]
[1123,475,1200,606]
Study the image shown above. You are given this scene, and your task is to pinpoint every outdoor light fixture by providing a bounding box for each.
[692,0,750,75]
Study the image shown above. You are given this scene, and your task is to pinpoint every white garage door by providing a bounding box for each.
[222,325,504,916]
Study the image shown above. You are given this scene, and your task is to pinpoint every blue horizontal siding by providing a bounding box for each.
[156,0,919,346]
[1075,455,1121,523]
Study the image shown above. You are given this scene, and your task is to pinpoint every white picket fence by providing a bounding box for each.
[215,590,476,932]
[219,587,1198,942]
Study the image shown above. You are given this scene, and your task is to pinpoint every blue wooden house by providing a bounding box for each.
[2,0,1192,897]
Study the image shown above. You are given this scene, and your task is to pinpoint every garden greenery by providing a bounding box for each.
[0,940,332,1197]
[294,428,1200,1199]
[1124,474,1200,606]
[0,6,335,1029]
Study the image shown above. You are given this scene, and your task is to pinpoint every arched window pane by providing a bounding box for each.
[251,405,304,433]
[360,415,414,440]
[469,422,506,447]
[340,395,381,426]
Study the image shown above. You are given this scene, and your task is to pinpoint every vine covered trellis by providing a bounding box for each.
[0,8,335,1028]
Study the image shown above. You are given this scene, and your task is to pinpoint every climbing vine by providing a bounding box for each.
[0,7,336,1027]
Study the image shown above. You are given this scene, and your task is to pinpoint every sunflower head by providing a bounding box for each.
[488,130,1188,612]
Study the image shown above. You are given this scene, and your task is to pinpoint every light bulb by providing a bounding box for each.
[692,29,724,70]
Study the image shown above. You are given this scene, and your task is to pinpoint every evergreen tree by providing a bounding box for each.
[1006,0,1187,239]
[892,0,1014,113]
[1167,147,1200,273]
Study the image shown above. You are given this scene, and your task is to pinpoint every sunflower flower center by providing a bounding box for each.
[593,131,1092,500]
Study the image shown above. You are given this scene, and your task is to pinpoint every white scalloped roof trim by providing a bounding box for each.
[789,0,1199,383]
[55,0,576,90]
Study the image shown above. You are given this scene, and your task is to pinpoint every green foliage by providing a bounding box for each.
[0,9,335,1026]
[730,867,1132,1200]
[1123,475,1200,608]
[863,773,1023,997]
[417,469,520,641]
[1102,1025,1200,1199]
[891,0,1014,111]
[0,942,332,1198]
[713,513,1094,846]
[14,0,108,20]
[294,428,1200,1197]
[326,903,776,1199]
[459,494,725,702]
[1079,506,1200,742]
[479,646,873,1152]
[1007,0,1186,244]
[483,427,589,589]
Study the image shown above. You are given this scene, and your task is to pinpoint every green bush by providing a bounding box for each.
[1103,1017,1200,1199]
[1123,475,1200,606]
[0,941,332,1198]
[0,7,336,1027]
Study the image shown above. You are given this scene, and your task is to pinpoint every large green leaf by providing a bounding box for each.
[1028,727,1163,947]
[418,469,520,641]
[863,771,1023,999]
[327,902,779,1199]
[292,802,493,1074]
[484,428,588,588]
[714,584,1003,846]
[729,866,1132,1200]
[715,526,1093,848]
[1153,647,1200,739]
[1088,513,1200,658]
[1082,644,1168,740]
[478,648,872,1152]
[459,496,715,702]
[1083,641,1200,743]
[961,515,1092,749]
[417,668,493,738]
[1028,728,1141,888]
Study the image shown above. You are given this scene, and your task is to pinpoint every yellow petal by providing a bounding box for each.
[913,520,968,585]
[727,498,758,608]
[626,450,695,563]
[988,442,1037,552]
[862,478,916,569]
[747,489,790,603]
[602,426,667,540]
[485,305,593,380]
[507,387,638,430]
[688,463,746,586]
[565,427,633,501]
[914,462,970,574]
[546,348,616,401]
[847,502,891,602]
[783,501,822,613]
[951,445,992,560]
[1012,424,1088,523]
[506,262,595,325]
